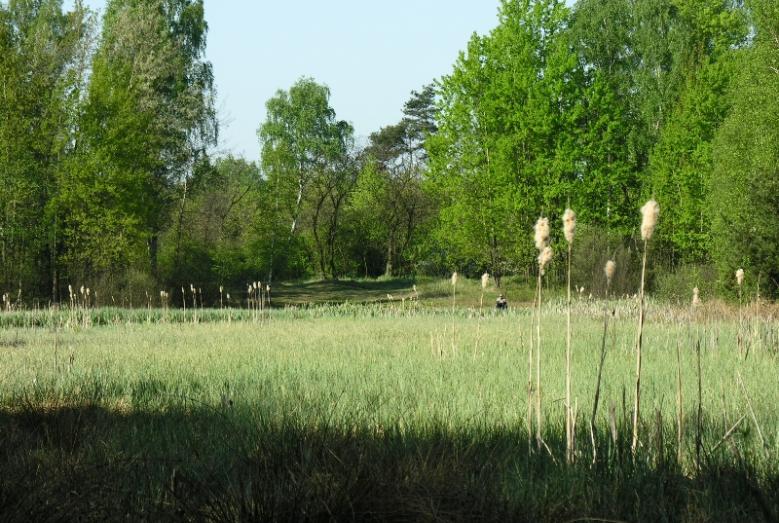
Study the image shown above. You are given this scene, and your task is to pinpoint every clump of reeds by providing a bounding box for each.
[532,217,553,450]
[633,199,659,454]
[563,208,576,463]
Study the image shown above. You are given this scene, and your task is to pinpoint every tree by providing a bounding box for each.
[59,0,217,285]
[710,0,779,295]
[355,86,437,277]
[649,0,747,266]
[159,156,266,291]
[0,0,94,298]
[259,78,355,280]
[427,0,581,282]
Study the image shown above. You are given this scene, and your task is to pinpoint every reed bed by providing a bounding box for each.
[1,298,778,521]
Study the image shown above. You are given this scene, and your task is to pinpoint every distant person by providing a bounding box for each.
[496,294,508,310]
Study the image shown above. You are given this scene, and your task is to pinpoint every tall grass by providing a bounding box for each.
[1,305,777,521]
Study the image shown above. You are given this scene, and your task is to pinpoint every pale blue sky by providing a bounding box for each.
[66,0,504,162]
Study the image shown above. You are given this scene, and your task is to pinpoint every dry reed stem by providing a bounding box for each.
[736,371,767,454]
[566,240,573,464]
[535,268,543,449]
[676,340,684,464]
[632,239,648,455]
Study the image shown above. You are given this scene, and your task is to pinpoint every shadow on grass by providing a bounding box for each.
[0,405,777,522]
[274,279,416,306]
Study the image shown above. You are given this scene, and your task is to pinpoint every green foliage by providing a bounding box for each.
[0,0,93,296]
[258,78,356,279]
[710,0,779,296]
[428,0,582,281]
[1,0,778,300]
[59,0,217,282]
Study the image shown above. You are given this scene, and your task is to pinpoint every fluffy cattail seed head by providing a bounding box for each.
[219,286,223,293]
[226,293,231,300]
[534,217,550,251]
[563,208,576,244]
[451,272,458,286]
[481,272,490,289]
[605,260,616,284]
[538,246,553,275]
[692,287,701,307]
[640,200,660,241]
[736,268,744,287]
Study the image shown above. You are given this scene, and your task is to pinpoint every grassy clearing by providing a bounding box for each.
[1,296,778,521]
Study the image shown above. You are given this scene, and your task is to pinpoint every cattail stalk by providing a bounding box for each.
[563,208,576,464]
[632,199,659,455]
[474,272,489,359]
[535,262,543,449]
[591,260,615,464]
[676,340,684,464]
[451,272,458,312]
[736,269,744,357]
[533,217,552,450]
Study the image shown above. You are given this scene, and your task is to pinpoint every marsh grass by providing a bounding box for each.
[1,299,777,521]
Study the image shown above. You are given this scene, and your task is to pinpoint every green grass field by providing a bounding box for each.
[1,282,778,521]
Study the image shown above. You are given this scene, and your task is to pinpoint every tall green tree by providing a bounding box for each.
[649,0,747,266]
[354,86,437,277]
[710,0,779,295]
[428,0,582,281]
[58,0,217,285]
[0,0,93,298]
[259,78,355,280]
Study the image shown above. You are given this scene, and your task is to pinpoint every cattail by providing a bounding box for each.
[640,199,660,241]
[736,268,744,287]
[219,286,223,294]
[692,287,701,307]
[605,260,616,285]
[451,272,458,287]
[534,217,550,250]
[538,246,553,275]
[563,208,576,244]
[226,293,231,301]
[481,272,490,289]
[633,199,659,455]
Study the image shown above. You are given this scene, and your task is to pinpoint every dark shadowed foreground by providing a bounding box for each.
[1,404,777,522]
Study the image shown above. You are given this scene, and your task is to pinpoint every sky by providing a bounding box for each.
[65,0,504,163]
